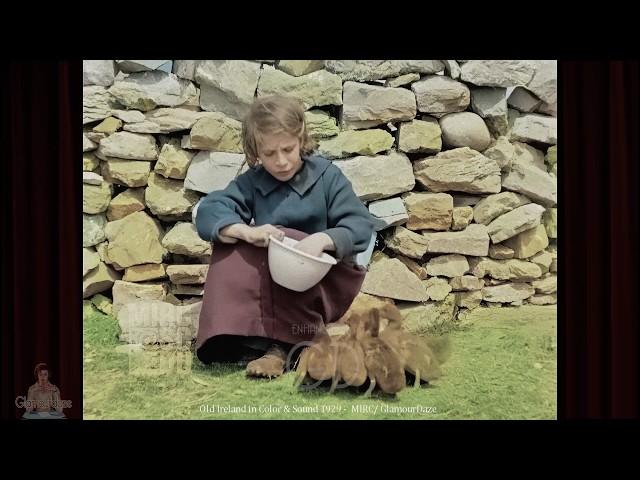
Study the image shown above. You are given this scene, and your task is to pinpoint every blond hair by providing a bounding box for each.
[241,95,317,169]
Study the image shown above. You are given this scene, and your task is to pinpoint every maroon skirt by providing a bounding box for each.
[196,228,366,362]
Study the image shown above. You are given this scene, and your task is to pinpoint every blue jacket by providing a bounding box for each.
[195,155,375,260]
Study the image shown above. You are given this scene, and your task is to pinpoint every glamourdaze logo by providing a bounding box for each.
[15,397,72,410]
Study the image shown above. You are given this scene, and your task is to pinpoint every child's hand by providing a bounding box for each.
[244,224,285,247]
[294,233,334,258]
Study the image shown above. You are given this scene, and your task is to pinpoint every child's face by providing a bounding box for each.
[257,132,303,182]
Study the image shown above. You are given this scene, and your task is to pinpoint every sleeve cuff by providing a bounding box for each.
[323,227,352,260]
[196,214,243,243]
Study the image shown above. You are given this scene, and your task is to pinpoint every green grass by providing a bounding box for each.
[83,303,556,420]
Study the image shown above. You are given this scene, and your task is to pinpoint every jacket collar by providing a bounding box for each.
[254,155,332,197]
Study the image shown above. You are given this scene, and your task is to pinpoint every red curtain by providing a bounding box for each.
[1,61,82,419]
[561,60,638,418]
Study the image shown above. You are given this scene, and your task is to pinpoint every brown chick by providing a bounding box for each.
[380,327,447,387]
[373,302,451,388]
[293,345,311,388]
[293,328,338,389]
[329,326,368,393]
[376,302,452,387]
[354,310,406,397]
[337,293,397,325]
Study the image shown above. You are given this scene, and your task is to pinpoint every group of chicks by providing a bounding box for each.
[293,303,451,397]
